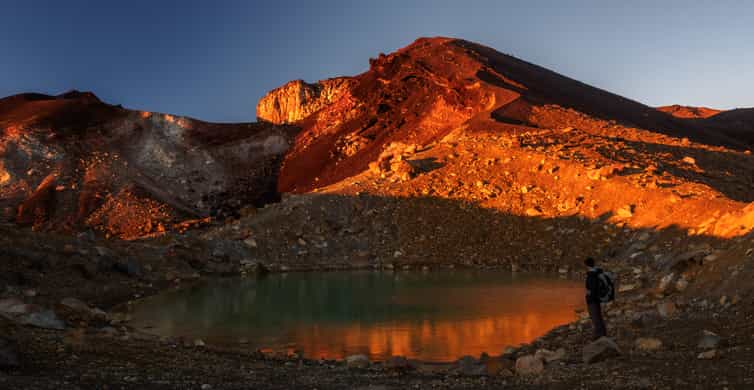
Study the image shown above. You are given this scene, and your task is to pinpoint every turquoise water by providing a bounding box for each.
[129,270,583,362]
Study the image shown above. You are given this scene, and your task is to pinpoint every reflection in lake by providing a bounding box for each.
[129,270,583,362]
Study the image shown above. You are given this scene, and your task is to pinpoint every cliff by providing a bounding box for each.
[256,78,354,124]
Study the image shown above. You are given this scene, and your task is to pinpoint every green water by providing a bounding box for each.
[129,270,583,362]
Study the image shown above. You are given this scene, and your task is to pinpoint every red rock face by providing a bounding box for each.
[268,37,742,193]
[0,91,298,238]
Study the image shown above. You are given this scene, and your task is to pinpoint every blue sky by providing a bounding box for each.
[1,1,752,122]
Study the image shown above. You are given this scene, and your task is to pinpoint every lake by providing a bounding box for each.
[129,270,583,362]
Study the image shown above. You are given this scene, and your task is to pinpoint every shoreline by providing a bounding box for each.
[2,225,753,388]
[119,268,584,365]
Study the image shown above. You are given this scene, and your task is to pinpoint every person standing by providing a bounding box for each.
[585,257,607,340]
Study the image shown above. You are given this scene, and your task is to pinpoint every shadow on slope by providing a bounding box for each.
[456,39,744,149]
[235,193,737,284]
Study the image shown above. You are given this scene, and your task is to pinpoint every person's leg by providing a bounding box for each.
[587,303,607,339]
[595,303,607,338]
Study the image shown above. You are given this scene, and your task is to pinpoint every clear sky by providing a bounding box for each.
[1,0,752,122]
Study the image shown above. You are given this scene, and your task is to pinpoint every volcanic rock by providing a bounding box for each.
[583,337,621,364]
[514,354,544,375]
[257,78,354,124]
[0,91,298,237]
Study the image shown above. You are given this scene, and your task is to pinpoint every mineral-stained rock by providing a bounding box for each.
[0,91,299,237]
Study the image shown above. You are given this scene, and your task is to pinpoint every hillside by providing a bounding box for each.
[0,91,297,238]
[231,38,754,274]
[258,38,744,194]
[4,37,754,388]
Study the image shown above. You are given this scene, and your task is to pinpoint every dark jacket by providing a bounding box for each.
[585,267,603,304]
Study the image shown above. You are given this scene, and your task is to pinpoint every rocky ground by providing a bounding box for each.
[3,37,754,388]
[2,232,754,389]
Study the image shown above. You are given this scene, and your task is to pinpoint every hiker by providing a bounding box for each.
[584,257,614,340]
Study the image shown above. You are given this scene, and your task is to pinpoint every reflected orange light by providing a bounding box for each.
[286,299,579,362]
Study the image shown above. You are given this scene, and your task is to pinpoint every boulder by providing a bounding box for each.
[534,348,566,363]
[657,273,676,294]
[514,354,544,375]
[697,331,721,350]
[0,298,65,330]
[345,354,370,369]
[60,297,91,313]
[674,278,689,292]
[697,349,718,360]
[18,309,65,330]
[634,337,663,351]
[657,301,677,318]
[583,337,621,364]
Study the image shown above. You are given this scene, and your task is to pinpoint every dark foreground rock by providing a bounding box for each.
[0,337,19,369]
[582,337,621,364]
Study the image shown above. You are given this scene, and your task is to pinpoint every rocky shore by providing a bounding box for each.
[3,37,754,389]
[2,218,754,389]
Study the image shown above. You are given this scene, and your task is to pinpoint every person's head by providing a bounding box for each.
[584,257,596,268]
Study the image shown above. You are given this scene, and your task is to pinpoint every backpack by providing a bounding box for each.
[597,270,616,303]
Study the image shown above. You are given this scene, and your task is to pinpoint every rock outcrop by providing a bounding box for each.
[256,78,354,124]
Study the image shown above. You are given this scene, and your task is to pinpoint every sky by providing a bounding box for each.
[1,0,753,122]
